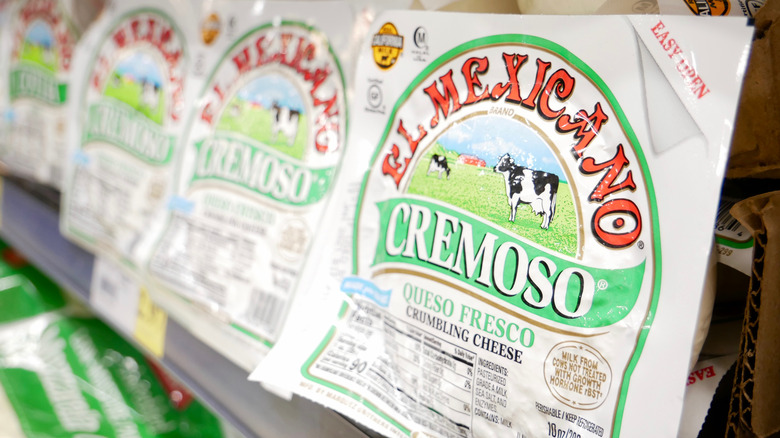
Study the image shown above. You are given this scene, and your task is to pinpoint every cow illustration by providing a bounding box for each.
[141,80,160,110]
[229,102,241,118]
[42,45,55,66]
[271,102,300,146]
[494,153,558,230]
[427,154,451,179]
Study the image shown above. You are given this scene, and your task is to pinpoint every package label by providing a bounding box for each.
[149,20,346,343]
[63,8,188,269]
[714,197,753,275]
[4,0,77,185]
[301,33,659,438]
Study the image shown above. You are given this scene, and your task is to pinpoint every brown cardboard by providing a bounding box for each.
[726,192,780,437]
[728,0,780,179]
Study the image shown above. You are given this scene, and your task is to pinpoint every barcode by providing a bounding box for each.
[248,289,287,335]
[715,199,745,233]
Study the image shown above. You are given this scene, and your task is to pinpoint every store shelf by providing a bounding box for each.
[0,177,374,438]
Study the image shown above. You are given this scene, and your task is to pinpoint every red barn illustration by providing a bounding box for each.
[457,154,486,167]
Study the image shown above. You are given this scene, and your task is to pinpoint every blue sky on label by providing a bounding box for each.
[236,75,305,113]
[25,20,54,48]
[437,115,566,180]
[115,52,163,87]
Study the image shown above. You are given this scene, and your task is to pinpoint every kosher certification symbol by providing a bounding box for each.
[413,26,428,49]
[367,84,383,109]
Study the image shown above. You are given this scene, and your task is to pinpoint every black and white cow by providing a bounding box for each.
[271,102,300,146]
[427,154,450,179]
[494,153,558,230]
[141,80,160,110]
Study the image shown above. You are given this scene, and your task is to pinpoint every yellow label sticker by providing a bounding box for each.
[134,287,167,357]
[372,23,403,70]
[202,12,221,45]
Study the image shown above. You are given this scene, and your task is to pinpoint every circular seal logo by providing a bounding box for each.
[544,341,613,409]
[372,22,403,70]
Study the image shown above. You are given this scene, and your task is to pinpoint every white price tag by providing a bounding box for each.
[89,256,140,335]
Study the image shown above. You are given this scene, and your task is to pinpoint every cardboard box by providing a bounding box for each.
[728,0,780,179]
[727,192,780,437]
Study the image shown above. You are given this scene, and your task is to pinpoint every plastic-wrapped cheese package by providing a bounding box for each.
[252,11,752,438]
[60,0,199,276]
[0,241,238,438]
[0,0,102,188]
[0,313,240,438]
[0,0,12,154]
[145,0,355,353]
[678,354,737,437]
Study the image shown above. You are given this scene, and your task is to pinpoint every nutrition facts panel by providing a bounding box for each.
[384,315,475,433]
[313,305,477,438]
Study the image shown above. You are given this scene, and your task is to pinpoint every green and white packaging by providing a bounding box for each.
[0,313,234,438]
[252,11,752,438]
[0,240,237,438]
[0,0,96,188]
[146,1,353,352]
[61,0,198,275]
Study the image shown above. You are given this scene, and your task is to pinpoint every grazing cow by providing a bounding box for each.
[141,81,160,110]
[229,102,241,118]
[271,102,300,146]
[494,153,558,230]
[427,154,450,179]
[42,46,55,66]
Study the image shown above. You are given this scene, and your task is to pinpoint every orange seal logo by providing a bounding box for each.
[683,0,730,15]
[202,13,221,45]
[372,23,403,70]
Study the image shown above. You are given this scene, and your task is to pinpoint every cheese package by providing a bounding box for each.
[0,240,236,438]
[678,355,737,437]
[0,0,102,188]
[145,1,354,354]
[0,0,12,154]
[60,0,198,275]
[252,11,752,438]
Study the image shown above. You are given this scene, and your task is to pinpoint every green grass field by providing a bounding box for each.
[19,42,57,72]
[217,98,307,160]
[407,148,578,256]
[103,74,165,125]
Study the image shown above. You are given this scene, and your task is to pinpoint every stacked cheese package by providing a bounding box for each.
[143,0,356,366]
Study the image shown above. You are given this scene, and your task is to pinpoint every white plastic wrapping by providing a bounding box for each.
[253,11,752,438]
[0,0,94,188]
[0,0,12,155]
[60,0,199,275]
[145,1,356,352]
